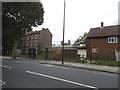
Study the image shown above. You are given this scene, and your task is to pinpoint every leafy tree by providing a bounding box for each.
[73,32,88,48]
[2,2,44,59]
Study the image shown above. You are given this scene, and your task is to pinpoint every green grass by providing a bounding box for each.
[64,58,120,67]
[90,60,120,67]
[21,54,55,60]
[36,54,55,60]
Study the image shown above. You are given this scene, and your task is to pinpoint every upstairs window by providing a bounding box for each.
[108,37,118,43]
[34,41,38,46]
[31,35,34,40]
[35,34,39,39]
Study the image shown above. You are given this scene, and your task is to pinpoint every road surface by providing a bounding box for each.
[1,58,119,89]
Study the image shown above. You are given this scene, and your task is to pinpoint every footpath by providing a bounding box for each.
[1,56,120,74]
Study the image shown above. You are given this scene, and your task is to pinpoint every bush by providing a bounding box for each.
[48,55,55,60]
[78,60,88,63]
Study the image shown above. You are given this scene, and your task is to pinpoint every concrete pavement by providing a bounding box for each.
[1,56,120,74]
[40,60,119,74]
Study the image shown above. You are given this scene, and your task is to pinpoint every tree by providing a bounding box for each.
[2,2,44,59]
[73,32,88,48]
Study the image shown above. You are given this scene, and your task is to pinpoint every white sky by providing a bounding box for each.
[32,0,120,45]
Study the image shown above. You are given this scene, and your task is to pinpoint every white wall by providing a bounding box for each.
[115,49,120,61]
[77,49,87,58]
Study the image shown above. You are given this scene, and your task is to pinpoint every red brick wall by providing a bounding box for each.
[118,36,120,48]
[55,48,77,60]
[55,48,62,60]
[39,30,52,52]
[87,37,119,60]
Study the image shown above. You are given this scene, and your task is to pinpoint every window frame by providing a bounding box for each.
[108,36,118,43]
[92,48,98,53]
[35,34,39,39]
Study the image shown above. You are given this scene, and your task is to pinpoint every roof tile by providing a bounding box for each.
[87,25,120,38]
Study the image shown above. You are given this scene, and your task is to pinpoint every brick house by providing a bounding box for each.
[87,23,120,61]
[22,28,54,55]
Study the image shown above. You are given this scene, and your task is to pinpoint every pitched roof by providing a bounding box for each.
[87,25,120,38]
[24,28,52,36]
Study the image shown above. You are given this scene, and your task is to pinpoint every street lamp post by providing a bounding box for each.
[62,0,66,64]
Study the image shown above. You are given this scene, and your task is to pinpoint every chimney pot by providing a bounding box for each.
[101,22,104,27]
[61,41,63,45]
[68,40,71,45]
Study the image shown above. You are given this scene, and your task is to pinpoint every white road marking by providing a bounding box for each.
[3,60,28,63]
[40,64,70,69]
[43,64,53,67]
[61,67,70,69]
[26,70,97,89]
[14,61,21,63]
[43,64,60,68]
[0,80,5,85]
[0,65,12,69]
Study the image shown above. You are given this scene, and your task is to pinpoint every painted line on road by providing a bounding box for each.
[43,64,53,67]
[26,70,97,89]
[40,64,70,69]
[43,64,61,68]
[0,65,12,69]
[15,61,30,64]
[0,80,5,86]
[61,67,70,69]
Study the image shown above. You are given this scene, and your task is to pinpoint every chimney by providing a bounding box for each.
[68,40,71,45]
[101,22,104,27]
[42,28,48,30]
[61,41,63,45]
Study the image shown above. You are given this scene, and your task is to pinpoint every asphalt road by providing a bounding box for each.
[1,59,119,89]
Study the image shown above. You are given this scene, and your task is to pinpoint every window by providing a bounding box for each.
[35,34,39,39]
[92,48,98,53]
[30,41,34,46]
[34,41,38,46]
[108,37,118,43]
[31,35,34,40]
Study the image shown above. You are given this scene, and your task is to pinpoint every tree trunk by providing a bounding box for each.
[11,39,19,60]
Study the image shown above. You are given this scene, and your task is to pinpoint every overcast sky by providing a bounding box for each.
[32,0,120,45]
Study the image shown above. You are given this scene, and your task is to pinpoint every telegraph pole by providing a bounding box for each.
[62,0,66,64]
